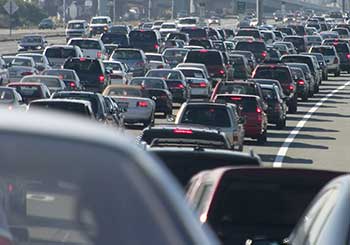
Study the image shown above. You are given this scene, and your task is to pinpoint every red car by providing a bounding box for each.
[214,94,268,144]
[7,82,51,104]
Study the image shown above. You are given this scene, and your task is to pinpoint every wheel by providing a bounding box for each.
[257,130,267,145]
[315,84,319,93]
[335,70,341,77]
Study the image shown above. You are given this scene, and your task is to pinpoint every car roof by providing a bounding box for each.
[8,82,44,86]
[31,98,91,105]
[215,94,260,99]
[22,75,61,79]
[17,53,44,57]
[68,19,87,23]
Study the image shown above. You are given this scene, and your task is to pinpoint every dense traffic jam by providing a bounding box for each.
[0,12,348,245]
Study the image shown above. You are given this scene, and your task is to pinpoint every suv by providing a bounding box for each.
[67,38,106,59]
[175,102,245,151]
[110,48,149,77]
[43,45,83,68]
[309,45,340,76]
[65,20,90,41]
[180,27,208,40]
[213,94,268,144]
[252,64,298,113]
[234,41,268,63]
[283,36,307,53]
[236,29,263,40]
[63,57,109,92]
[184,50,227,86]
[90,16,112,35]
[129,30,162,53]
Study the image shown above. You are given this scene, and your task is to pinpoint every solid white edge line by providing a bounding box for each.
[273,81,350,168]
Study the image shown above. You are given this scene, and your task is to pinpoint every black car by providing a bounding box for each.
[17,35,47,52]
[51,91,109,122]
[63,57,110,92]
[260,84,287,129]
[234,41,268,63]
[283,36,307,53]
[290,67,310,101]
[129,30,162,53]
[100,33,130,46]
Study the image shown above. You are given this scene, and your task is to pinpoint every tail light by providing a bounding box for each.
[69,82,76,88]
[256,107,263,122]
[256,107,262,113]
[160,95,167,99]
[346,53,350,59]
[154,44,159,50]
[289,84,295,91]
[219,69,225,75]
[297,80,305,85]
[137,101,148,107]
[7,184,13,193]
[173,129,193,134]
[261,51,267,58]
[231,96,242,101]
[334,57,339,64]
[99,75,105,83]
[97,51,102,59]
[199,82,207,88]
[176,84,184,88]
[21,71,33,76]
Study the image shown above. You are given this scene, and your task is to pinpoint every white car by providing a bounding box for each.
[65,20,90,41]
[152,20,164,30]
[177,17,199,29]
[67,38,106,59]
[174,67,211,98]
[103,60,132,85]
[43,45,83,69]
[145,53,169,69]
[159,22,178,38]
[90,16,112,35]
[8,57,38,83]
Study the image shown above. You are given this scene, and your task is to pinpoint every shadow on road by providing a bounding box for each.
[257,154,313,164]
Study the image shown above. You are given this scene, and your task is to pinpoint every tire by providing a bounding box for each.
[257,130,267,145]
[335,70,341,77]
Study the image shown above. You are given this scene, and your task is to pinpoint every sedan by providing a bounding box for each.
[8,57,38,83]
[42,69,82,90]
[7,82,50,104]
[17,35,48,52]
[103,85,155,127]
[17,53,51,72]
[20,75,66,93]
[0,87,26,111]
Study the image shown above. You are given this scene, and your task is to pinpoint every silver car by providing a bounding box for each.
[103,60,132,85]
[309,45,341,76]
[8,57,38,83]
[103,85,155,127]
[17,53,51,72]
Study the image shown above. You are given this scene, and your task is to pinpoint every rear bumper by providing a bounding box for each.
[124,109,152,122]
[339,63,350,71]
[244,125,263,138]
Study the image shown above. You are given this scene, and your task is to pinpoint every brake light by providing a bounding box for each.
[69,82,76,88]
[79,57,86,62]
[97,51,102,59]
[346,53,350,59]
[219,69,225,75]
[21,71,33,76]
[154,44,159,50]
[173,129,193,134]
[261,51,267,58]
[256,107,262,113]
[231,96,242,101]
[157,65,164,68]
[199,82,207,87]
[200,49,208,53]
[289,84,295,91]
[177,84,184,88]
[137,101,148,107]
[7,184,13,193]
[298,80,305,85]
[99,75,105,83]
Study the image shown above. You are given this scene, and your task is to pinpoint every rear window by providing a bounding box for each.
[30,102,90,116]
[22,36,42,43]
[236,30,260,38]
[130,78,165,89]
[262,88,277,100]
[181,28,207,39]
[52,93,99,114]
[235,42,266,53]
[179,69,204,78]
[215,96,257,113]
[284,37,305,46]
[21,77,61,88]
[69,40,101,50]
[254,67,292,84]
[12,58,32,67]
[45,48,76,58]
[11,85,42,98]
[185,51,223,66]
[167,33,187,41]
[91,18,108,24]
[109,26,128,34]
[179,18,197,25]
[180,106,231,127]
[129,31,157,43]
[112,50,142,60]
[310,47,335,55]
[146,54,162,61]
[147,70,182,80]
[68,22,83,29]
[107,87,142,97]
[64,59,102,74]
[101,33,128,45]
[216,83,257,95]
[281,56,314,72]
[334,43,350,52]
[43,70,75,80]
[189,40,211,49]
[103,62,122,71]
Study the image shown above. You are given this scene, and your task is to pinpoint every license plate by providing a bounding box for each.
[117,102,129,109]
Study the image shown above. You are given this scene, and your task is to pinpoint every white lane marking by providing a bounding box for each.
[273,81,350,168]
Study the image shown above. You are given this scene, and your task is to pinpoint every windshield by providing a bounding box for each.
[21,36,42,43]
[21,77,61,88]
[45,48,76,58]
[217,83,256,95]
[310,47,334,55]
[68,22,84,29]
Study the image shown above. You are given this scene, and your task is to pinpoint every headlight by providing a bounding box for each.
[36,46,42,50]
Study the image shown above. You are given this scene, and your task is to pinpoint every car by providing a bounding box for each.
[140,125,232,150]
[152,20,164,30]
[8,82,50,104]
[260,84,288,128]
[141,22,154,29]
[305,35,323,49]
[176,63,210,81]
[89,16,112,35]
[104,44,119,58]
[42,69,83,90]
[162,48,189,68]
[287,175,350,245]
[38,18,55,29]
[174,67,211,98]
[159,22,178,38]
[283,36,308,53]
[145,69,189,103]
[17,35,47,52]
[108,25,130,35]
[129,77,173,116]
[288,24,307,36]
[28,99,95,120]
[280,54,322,93]
[234,40,268,64]
[1,56,16,67]
[236,29,263,40]
[166,32,190,44]
[186,167,344,245]
[177,17,199,28]
[65,20,90,41]
[303,52,329,80]
[110,48,149,77]
[274,41,297,54]
[103,96,125,128]
[252,64,298,113]
[329,42,350,73]
[0,87,26,111]
[184,49,227,86]
[103,60,132,85]
[175,102,245,151]
[145,53,169,69]
[231,54,252,80]
[223,41,235,53]
[331,27,350,38]
[102,85,156,127]
[230,50,257,71]
[129,30,162,53]
[285,62,316,96]
[309,46,340,77]
[180,27,208,40]
[289,67,310,101]
[16,53,51,72]
[0,109,218,245]
[64,57,110,92]
[51,91,110,123]
[43,45,84,68]
[213,95,268,143]
[7,57,38,83]
[266,47,282,63]
[20,75,66,93]
[276,26,296,36]
[251,78,286,99]
[100,33,130,47]
[0,58,9,85]
[273,30,284,41]
[67,38,106,59]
